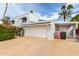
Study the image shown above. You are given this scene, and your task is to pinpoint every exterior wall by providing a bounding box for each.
[12,12,40,27]
[76,22,78,28]
[56,26,70,32]
[13,18,19,26]
[28,12,39,22]
[23,25,48,38]
[73,25,76,39]
[12,18,22,27]
[47,22,55,40]
[55,22,78,32]
[12,14,27,27]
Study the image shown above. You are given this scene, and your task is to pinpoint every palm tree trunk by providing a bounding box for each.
[3,3,8,19]
[64,16,66,22]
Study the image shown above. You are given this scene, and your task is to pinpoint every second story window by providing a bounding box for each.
[21,17,27,23]
[12,20,15,24]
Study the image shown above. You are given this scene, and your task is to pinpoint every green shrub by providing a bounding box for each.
[0,25,16,41]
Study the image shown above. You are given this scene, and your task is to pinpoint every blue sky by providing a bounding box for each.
[0,3,79,21]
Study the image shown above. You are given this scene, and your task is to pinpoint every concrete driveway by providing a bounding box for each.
[0,37,79,56]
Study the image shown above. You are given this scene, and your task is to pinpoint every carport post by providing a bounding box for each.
[47,22,55,40]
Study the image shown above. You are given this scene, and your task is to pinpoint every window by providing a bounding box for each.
[11,20,15,24]
[21,17,27,23]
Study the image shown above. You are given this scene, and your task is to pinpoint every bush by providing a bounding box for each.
[0,25,16,41]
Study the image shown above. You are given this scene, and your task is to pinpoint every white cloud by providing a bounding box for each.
[36,12,59,21]
[34,12,48,20]
[48,12,59,20]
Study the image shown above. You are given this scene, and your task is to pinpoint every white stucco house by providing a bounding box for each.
[11,11,79,40]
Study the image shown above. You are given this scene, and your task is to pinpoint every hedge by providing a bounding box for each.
[0,25,16,41]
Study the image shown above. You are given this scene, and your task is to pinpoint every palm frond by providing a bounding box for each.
[67,4,73,10]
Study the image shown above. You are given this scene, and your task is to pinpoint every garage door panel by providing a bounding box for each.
[24,26,48,38]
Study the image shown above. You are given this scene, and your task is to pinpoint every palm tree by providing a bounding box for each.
[67,4,73,11]
[61,5,66,11]
[2,3,9,25]
[1,3,11,27]
[67,4,73,21]
[58,4,73,22]
[3,3,8,20]
[59,11,67,22]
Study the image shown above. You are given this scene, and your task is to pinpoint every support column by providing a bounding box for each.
[73,25,76,39]
[47,22,55,40]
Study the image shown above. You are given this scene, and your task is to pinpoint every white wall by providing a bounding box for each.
[13,18,19,26]
[13,18,22,27]
[28,12,39,22]
[47,22,55,40]
[12,12,40,27]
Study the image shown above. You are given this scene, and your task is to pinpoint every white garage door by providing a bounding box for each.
[24,25,48,38]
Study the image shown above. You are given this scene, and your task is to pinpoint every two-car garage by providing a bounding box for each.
[22,21,55,40]
[23,23,48,39]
